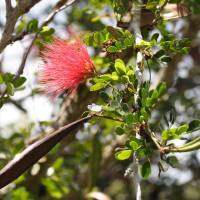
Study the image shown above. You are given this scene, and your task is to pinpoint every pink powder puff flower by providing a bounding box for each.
[37,26,98,102]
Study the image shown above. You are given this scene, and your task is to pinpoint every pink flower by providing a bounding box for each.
[37,26,98,101]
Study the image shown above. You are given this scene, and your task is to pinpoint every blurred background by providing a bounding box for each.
[0,0,200,199]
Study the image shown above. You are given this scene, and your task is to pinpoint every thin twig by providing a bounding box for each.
[149,0,169,27]
[0,0,77,100]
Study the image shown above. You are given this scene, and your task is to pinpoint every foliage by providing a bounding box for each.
[1,0,200,199]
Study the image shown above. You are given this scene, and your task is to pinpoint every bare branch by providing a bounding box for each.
[0,0,77,100]
[0,0,41,54]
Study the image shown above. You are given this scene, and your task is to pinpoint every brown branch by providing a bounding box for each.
[5,0,12,12]
[0,0,41,54]
[7,30,30,45]
[149,0,169,27]
[0,0,78,100]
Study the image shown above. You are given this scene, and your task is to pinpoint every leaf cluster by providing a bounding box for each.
[0,73,26,108]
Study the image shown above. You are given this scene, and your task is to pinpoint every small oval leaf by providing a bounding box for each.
[115,150,132,160]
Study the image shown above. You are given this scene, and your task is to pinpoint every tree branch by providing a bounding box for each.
[5,0,12,12]
[149,0,169,27]
[0,0,78,100]
[128,1,143,200]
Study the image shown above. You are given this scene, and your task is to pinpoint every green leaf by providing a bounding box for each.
[160,56,173,63]
[26,20,39,33]
[134,112,139,123]
[151,33,159,42]
[88,116,99,123]
[93,32,104,45]
[13,77,26,88]
[99,91,111,103]
[124,30,132,38]
[115,58,125,65]
[102,105,114,111]
[92,79,104,83]
[154,49,166,58]
[123,124,133,134]
[137,40,150,47]
[124,38,130,47]
[81,111,90,118]
[107,46,118,53]
[85,36,95,46]
[158,122,165,132]
[138,149,146,155]
[176,38,192,48]
[0,74,4,83]
[129,141,138,151]
[2,73,9,83]
[130,135,141,146]
[6,82,14,96]
[115,126,124,135]
[115,150,132,160]
[146,1,158,9]
[169,109,175,125]
[176,125,189,135]
[146,144,151,156]
[162,130,168,140]
[166,155,179,168]
[121,75,129,84]
[150,39,156,46]
[109,62,116,72]
[176,47,190,55]
[110,100,120,108]
[160,34,174,43]
[106,26,123,39]
[158,160,168,172]
[141,108,150,120]
[137,97,142,107]
[142,88,148,100]
[40,26,55,37]
[122,103,129,113]
[90,83,106,91]
[115,42,124,50]
[125,113,134,124]
[156,82,166,98]
[140,160,151,178]
[115,62,126,75]
[162,114,169,128]
[187,119,200,132]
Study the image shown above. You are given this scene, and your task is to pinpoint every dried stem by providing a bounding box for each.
[150,0,169,27]
[0,0,77,100]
